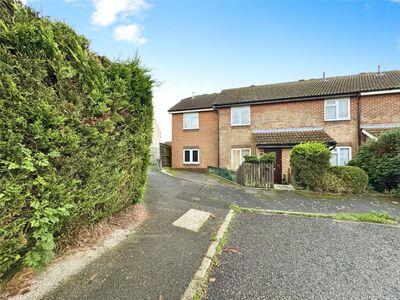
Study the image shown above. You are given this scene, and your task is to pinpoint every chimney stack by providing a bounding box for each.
[378,64,381,75]
[192,92,195,99]
[323,71,325,80]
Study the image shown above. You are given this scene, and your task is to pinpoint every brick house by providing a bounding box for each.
[168,70,400,183]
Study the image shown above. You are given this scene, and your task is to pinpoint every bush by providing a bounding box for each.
[351,129,400,194]
[243,155,259,163]
[259,152,276,164]
[314,171,345,193]
[0,1,153,278]
[329,166,368,193]
[290,142,331,189]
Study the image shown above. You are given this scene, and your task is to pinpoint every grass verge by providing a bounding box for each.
[231,205,398,225]
[193,214,234,300]
[162,167,176,176]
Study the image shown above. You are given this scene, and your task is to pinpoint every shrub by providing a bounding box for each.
[290,142,331,189]
[329,166,368,193]
[351,129,400,193]
[259,152,276,164]
[0,1,153,279]
[314,171,345,193]
[243,155,259,163]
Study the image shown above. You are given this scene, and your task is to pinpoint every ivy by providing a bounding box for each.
[0,0,153,279]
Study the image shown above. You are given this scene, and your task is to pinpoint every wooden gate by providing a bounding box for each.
[235,162,274,188]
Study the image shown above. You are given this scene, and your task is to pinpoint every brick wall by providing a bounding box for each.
[171,111,218,170]
[360,93,400,124]
[219,97,359,179]
[171,93,400,179]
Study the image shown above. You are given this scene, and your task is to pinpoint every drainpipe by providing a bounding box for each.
[357,93,361,147]
[213,105,220,168]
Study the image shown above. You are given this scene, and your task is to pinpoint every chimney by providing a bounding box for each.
[323,71,325,79]
[192,92,195,99]
[377,64,381,75]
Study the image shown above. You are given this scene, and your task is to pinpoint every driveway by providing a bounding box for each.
[207,213,400,299]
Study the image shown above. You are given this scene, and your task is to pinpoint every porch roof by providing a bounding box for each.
[361,123,400,138]
[252,127,336,146]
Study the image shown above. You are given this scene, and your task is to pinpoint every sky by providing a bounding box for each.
[24,0,400,141]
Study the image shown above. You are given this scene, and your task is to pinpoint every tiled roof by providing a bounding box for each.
[168,70,400,112]
[252,127,336,146]
[168,93,219,112]
[361,123,400,137]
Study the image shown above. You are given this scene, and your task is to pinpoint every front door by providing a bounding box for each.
[263,148,282,184]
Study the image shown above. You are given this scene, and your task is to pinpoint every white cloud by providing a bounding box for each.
[91,0,149,27]
[114,24,146,44]
[391,0,400,3]
[20,0,28,4]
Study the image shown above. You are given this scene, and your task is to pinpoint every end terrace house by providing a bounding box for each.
[168,70,400,183]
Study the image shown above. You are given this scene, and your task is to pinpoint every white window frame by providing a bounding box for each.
[183,149,200,164]
[231,106,251,126]
[231,148,251,170]
[330,146,352,166]
[324,98,350,121]
[183,113,199,130]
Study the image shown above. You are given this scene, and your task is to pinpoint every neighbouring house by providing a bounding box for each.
[168,70,400,183]
[150,119,161,164]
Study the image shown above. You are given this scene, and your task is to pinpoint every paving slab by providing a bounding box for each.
[207,213,400,299]
[172,208,211,232]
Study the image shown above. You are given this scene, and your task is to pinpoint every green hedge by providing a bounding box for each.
[259,152,276,164]
[315,166,368,194]
[0,1,153,279]
[290,142,331,189]
[350,129,400,194]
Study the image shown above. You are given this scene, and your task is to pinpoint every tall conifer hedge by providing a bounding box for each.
[0,0,153,278]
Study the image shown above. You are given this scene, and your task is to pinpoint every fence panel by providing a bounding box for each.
[235,162,274,188]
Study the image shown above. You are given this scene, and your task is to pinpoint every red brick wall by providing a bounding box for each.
[170,93,400,178]
[171,111,218,170]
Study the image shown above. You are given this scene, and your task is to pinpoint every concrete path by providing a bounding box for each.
[207,213,400,299]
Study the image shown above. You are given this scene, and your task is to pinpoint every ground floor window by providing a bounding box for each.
[330,146,351,166]
[231,148,251,170]
[183,149,199,164]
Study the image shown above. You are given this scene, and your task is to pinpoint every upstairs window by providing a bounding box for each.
[330,147,351,166]
[183,113,199,130]
[324,98,350,121]
[231,106,250,126]
[183,149,199,164]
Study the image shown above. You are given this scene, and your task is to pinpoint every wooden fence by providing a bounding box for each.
[159,142,171,167]
[235,162,274,188]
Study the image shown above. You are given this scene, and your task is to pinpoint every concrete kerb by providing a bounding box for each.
[181,209,235,300]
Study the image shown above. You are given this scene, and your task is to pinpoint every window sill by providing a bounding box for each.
[231,124,251,128]
[183,163,200,165]
[183,128,199,131]
[324,118,351,122]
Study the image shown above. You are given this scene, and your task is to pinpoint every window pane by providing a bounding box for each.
[326,106,336,120]
[330,150,338,166]
[232,109,240,125]
[191,115,199,128]
[232,150,240,169]
[339,148,350,166]
[326,100,336,105]
[183,115,191,128]
[338,100,349,119]
[240,107,249,124]
[184,150,190,162]
[192,150,199,163]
